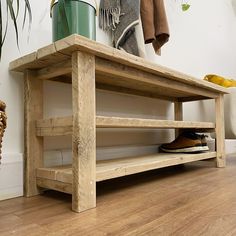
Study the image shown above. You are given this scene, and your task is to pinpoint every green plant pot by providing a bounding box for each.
[52,0,96,42]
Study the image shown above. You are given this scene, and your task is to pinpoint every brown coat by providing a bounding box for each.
[140,0,169,54]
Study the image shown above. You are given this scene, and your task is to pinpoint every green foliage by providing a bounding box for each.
[181,3,191,11]
[0,0,32,59]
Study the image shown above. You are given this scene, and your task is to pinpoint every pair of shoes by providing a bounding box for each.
[160,131,209,153]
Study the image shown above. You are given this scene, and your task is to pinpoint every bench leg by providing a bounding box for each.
[24,70,43,197]
[174,101,183,138]
[72,51,96,213]
[215,94,226,167]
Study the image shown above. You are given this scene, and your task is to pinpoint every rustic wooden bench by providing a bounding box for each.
[10,34,228,213]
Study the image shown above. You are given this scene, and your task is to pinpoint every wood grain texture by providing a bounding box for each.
[215,94,226,167]
[10,34,228,95]
[12,52,224,101]
[36,115,215,136]
[96,83,178,101]
[35,59,71,80]
[95,58,220,99]
[24,70,43,197]
[36,116,72,136]
[72,51,96,212]
[37,178,72,194]
[36,152,217,187]
[1,154,236,236]
[174,101,183,138]
[10,34,228,216]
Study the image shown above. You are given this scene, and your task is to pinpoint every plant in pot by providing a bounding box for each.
[50,0,97,42]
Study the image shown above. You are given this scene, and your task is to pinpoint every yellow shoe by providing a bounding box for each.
[204,74,236,88]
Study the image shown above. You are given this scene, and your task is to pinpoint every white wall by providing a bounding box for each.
[1,0,236,200]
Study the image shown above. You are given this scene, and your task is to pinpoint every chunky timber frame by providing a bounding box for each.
[10,34,228,213]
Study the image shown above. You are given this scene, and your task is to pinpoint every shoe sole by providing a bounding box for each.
[161,146,209,153]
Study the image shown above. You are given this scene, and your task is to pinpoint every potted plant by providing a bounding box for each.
[50,0,97,42]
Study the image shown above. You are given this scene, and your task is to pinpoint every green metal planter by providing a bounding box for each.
[51,0,96,42]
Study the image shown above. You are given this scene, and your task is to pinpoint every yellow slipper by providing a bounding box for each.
[204,74,236,88]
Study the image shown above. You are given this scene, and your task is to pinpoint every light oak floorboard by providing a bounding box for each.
[0,155,236,235]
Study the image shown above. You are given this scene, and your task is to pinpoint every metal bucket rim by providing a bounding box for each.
[52,0,96,11]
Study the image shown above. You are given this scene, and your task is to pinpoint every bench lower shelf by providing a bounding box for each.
[36,152,216,194]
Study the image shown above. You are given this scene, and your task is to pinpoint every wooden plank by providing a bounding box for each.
[28,55,220,101]
[36,116,72,136]
[36,165,72,183]
[96,83,177,101]
[9,44,70,72]
[178,96,211,102]
[36,116,215,137]
[24,55,220,101]
[37,43,70,63]
[96,152,217,182]
[174,101,183,138]
[96,116,215,129]
[36,152,217,188]
[72,51,96,212]
[215,94,226,167]
[95,58,219,99]
[71,36,228,94]
[9,52,37,71]
[37,178,72,194]
[35,59,71,80]
[24,70,43,197]
[10,34,228,95]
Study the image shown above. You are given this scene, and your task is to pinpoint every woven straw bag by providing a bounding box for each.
[0,101,7,162]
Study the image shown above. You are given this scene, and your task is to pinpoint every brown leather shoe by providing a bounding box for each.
[160,131,209,153]
[200,134,209,151]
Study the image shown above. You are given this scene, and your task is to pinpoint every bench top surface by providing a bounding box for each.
[9,34,228,95]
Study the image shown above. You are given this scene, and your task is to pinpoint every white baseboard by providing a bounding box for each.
[225,139,236,154]
[0,186,23,201]
[0,153,23,201]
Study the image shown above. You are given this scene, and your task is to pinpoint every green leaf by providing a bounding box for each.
[6,0,19,48]
[23,0,32,32]
[16,0,19,18]
[182,3,190,11]
[0,3,9,60]
[0,0,32,60]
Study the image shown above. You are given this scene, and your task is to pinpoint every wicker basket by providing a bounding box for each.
[0,101,7,162]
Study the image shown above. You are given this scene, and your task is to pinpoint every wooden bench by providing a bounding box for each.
[9,34,228,213]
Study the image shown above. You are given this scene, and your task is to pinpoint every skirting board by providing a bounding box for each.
[0,153,23,201]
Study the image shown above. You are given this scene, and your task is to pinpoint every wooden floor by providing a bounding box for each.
[1,155,236,236]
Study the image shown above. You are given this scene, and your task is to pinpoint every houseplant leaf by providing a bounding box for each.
[182,3,190,11]
[0,0,32,60]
